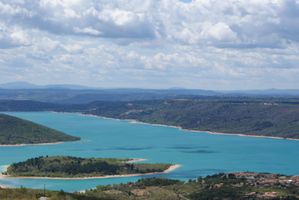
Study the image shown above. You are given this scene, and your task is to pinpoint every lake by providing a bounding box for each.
[0,112,299,192]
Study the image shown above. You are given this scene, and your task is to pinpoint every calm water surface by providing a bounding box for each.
[0,112,298,192]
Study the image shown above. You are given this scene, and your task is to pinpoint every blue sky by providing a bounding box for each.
[0,0,299,89]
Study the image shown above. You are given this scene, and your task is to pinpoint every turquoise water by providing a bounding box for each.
[0,112,299,192]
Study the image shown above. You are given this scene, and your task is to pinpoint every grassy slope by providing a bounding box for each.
[0,114,79,145]
[5,156,171,178]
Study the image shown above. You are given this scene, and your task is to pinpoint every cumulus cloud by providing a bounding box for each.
[0,0,157,39]
[201,22,237,42]
[0,23,30,48]
[0,0,299,89]
[1,0,299,46]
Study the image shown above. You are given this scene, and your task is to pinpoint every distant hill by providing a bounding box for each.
[0,82,40,89]
[0,114,80,145]
[224,89,299,96]
[0,81,92,90]
[1,82,299,104]
[0,88,220,104]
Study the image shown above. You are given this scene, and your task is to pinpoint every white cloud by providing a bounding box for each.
[1,0,298,45]
[63,44,82,53]
[98,9,144,27]
[203,22,237,42]
[73,27,101,36]
[0,0,299,89]
[0,23,30,48]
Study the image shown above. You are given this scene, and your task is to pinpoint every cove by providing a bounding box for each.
[0,112,299,192]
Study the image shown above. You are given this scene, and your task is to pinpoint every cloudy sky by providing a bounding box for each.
[0,0,299,89]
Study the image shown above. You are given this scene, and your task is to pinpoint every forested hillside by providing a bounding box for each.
[1,97,299,139]
[85,99,299,139]
[5,156,171,178]
[0,114,79,145]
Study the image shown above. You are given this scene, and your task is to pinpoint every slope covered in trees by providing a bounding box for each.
[84,99,299,139]
[1,97,299,139]
[4,156,172,178]
[0,114,79,145]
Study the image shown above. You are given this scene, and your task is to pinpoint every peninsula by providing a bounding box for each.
[3,156,174,179]
[0,114,80,145]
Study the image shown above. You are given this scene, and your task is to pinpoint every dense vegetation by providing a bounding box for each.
[79,99,299,139]
[1,97,299,139]
[1,172,299,200]
[0,114,79,145]
[4,156,171,178]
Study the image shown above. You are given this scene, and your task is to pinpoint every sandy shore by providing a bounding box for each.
[0,165,9,173]
[204,131,299,141]
[0,165,10,188]
[75,113,299,142]
[0,164,181,180]
[129,119,299,141]
[163,164,181,173]
[0,142,64,147]
[0,184,8,188]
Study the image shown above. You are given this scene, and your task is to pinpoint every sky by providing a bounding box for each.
[0,0,299,90]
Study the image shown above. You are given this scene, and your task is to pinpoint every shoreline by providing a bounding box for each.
[0,141,64,147]
[0,165,10,188]
[0,164,181,180]
[5,111,299,142]
[204,131,299,141]
[0,184,8,188]
[74,112,299,142]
